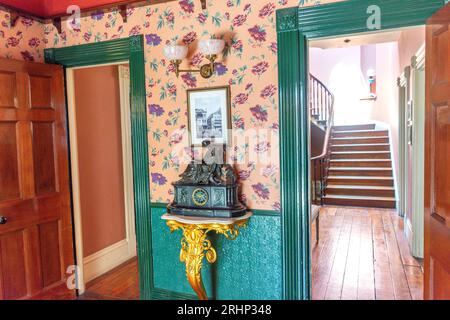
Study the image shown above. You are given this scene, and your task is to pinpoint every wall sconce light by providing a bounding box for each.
[163,39,226,79]
[367,69,377,96]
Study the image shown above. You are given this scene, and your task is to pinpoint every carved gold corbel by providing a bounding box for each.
[165,218,249,300]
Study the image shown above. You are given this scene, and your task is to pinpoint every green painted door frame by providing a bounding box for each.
[276,0,445,300]
[44,36,153,299]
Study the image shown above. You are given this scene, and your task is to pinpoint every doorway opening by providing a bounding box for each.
[66,62,139,299]
[308,26,425,300]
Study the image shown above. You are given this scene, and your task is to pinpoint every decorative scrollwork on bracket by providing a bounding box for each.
[166,219,249,300]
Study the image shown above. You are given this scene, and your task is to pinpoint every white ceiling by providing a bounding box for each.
[309,27,422,49]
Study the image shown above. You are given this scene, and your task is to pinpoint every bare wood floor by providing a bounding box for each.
[78,257,139,300]
[73,206,422,300]
[312,206,423,300]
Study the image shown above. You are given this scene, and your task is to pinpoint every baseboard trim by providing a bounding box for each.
[84,239,136,283]
[251,209,280,217]
[150,288,198,300]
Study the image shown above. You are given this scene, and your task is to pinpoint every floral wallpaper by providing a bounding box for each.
[0,0,344,210]
[0,9,46,61]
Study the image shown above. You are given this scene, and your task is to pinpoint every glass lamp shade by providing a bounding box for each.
[163,45,188,60]
[198,39,225,55]
[367,69,376,77]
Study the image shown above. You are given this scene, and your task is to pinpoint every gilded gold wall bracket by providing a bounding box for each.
[162,213,252,300]
[172,54,217,79]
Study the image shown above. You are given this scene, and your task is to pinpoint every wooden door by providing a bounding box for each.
[0,58,74,299]
[424,4,450,300]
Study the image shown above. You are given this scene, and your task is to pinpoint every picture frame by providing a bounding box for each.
[187,86,231,147]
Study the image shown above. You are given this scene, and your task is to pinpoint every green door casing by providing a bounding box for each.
[45,36,153,299]
[276,0,446,300]
[44,36,283,300]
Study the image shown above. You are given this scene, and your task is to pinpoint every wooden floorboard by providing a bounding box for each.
[78,257,139,300]
[324,209,353,300]
[341,215,361,300]
[357,214,375,300]
[312,206,423,300]
[312,207,345,300]
[37,206,422,301]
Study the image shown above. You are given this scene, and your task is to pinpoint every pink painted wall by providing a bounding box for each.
[309,46,368,124]
[398,26,425,71]
[74,65,127,257]
[360,44,376,84]
[372,42,400,180]
[309,47,362,89]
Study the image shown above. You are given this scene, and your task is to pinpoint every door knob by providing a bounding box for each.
[0,216,7,225]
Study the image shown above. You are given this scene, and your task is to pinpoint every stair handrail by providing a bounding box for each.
[310,74,334,160]
[309,74,335,205]
[310,109,334,161]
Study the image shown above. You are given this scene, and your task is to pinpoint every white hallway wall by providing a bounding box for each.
[309,46,368,125]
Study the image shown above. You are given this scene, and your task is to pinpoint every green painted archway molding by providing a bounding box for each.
[45,36,153,299]
[276,0,445,300]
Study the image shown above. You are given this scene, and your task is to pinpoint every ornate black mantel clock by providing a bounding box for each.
[167,146,247,218]
[165,142,250,300]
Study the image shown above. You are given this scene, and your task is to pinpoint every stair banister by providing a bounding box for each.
[309,74,335,205]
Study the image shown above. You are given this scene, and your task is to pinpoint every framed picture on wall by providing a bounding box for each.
[187,86,231,147]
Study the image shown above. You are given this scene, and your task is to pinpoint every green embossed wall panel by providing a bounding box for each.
[151,208,282,300]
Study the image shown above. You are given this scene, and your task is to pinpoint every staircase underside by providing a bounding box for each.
[324,124,396,209]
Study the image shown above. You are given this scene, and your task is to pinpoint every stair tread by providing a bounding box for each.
[332,151,390,154]
[328,176,394,180]
[327,185,394,190]
[330,159,391,162]
[333,129,388,134]
[333,124,376,128]
[332,136,389,140]
[332,143,390,147]
[329,167,392,170]
[324,194,396,201]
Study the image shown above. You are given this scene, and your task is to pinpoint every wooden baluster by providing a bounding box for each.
[315,80,318,119]
[317,81,320,119]
[310,77,313,118]
[309,75,335,205]
[314,160,317,203]
[321,89,324,123]
[310,78,313,118]
[319,159,323,200]
[313,80,317,118]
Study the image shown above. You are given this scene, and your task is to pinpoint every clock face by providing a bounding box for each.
[192,188,209,207]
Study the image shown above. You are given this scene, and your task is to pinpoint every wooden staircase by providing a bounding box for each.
[310,74,334,207]
[323,124,396,209]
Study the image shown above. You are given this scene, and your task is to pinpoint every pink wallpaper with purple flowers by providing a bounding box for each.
[0,0,345,210]
[0,10,46,61]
